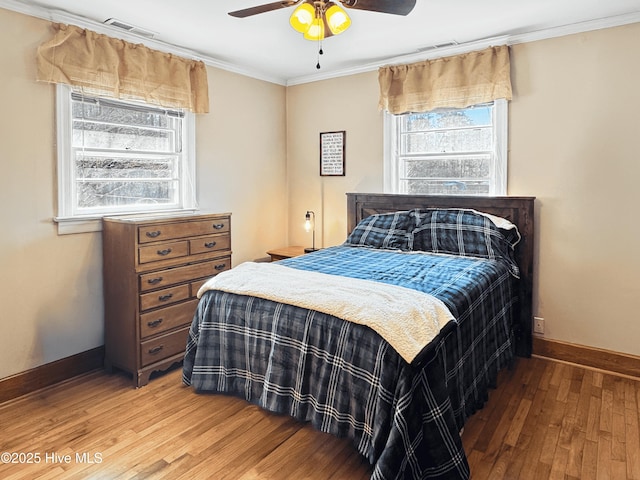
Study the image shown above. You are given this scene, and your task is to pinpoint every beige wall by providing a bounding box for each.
[509,26,640,355]
[2,4,639,380]
[196,68,287,263]
[286,23,640,357]
[286,72,384,249]
[0,8,287,379]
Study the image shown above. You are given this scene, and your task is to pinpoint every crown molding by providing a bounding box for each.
[0,0,289,86]
[285,11,640,86]
[2,0,639,87]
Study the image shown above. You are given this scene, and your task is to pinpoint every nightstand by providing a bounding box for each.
[266,246,306,261]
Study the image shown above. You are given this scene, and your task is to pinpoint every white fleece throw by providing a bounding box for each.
[197,262,455,364]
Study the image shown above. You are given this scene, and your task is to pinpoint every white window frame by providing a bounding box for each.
[383,98,508,196]
[54,84,197,234]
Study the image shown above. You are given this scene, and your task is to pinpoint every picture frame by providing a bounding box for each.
[319,130,346,176]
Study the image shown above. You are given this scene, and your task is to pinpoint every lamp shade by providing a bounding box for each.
[325,4,351,35]
[289,2,315,34]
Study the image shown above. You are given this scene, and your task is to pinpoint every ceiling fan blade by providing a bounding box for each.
[340,0,416,16]
[229,1,301,18]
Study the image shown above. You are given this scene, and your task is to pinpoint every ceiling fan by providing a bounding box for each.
[229,0,416,68]
[229,0,417,20]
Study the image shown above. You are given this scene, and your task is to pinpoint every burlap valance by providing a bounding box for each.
[37,23,209,113]
[378,45,512,114]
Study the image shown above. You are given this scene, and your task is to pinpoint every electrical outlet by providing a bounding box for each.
[534,317,545,334]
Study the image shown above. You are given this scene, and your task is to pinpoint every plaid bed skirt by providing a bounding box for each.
[183,246,516,479]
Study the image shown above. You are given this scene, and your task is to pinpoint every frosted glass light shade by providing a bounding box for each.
[303,16,325,41]
[289,3,315,33]
[325,4,351,34]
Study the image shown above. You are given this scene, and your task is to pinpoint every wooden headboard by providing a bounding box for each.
[346,192,535,357]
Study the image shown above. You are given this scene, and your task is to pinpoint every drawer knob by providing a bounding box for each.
[214,263,226,270]
[204,241,217,248]
[148,345,164,355]
[147,318,163,328]
[158,294,173,302]
[146,230,162,238]
[147,277,163,285]
[213,223,225,230]
[157,248,172,256]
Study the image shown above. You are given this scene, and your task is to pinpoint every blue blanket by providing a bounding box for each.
[183,245,516,479]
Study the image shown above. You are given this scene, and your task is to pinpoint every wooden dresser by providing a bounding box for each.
[102,212,231,387]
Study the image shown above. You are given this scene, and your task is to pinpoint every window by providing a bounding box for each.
[55,85,197,234]
[384,99,507,196]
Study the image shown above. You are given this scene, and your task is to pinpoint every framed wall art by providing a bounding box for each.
[319,131,345,176]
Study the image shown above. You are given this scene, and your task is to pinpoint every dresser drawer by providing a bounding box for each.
[138,217,230,244]
[140,299,198,339]
[139,241,189,264]
[189,234,231,255]
[140,284,190,311]
[139,260,228,292]
[189,258,231,295]
[190,278,208,297]
[140,327,190,366]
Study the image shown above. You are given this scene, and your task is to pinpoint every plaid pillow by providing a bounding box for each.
[410,208,521,275]
[344,211,412,250]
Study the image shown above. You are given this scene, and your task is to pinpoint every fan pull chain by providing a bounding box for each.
[316,38,323,69]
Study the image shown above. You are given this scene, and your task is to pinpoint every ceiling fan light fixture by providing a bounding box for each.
[290,0,350,41]
[289,2,315,34]
[325,3,351,35]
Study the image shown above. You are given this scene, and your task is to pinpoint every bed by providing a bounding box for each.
[183,193,535,480]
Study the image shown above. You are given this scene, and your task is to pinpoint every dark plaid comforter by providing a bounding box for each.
[183,246,517,479]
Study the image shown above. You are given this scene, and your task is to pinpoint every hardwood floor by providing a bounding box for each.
[463,356,640,480]
[0,356,638,479]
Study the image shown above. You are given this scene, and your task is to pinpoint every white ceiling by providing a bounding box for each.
[4,0,640,85]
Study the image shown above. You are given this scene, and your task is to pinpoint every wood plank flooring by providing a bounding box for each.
[0,356,638,479]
